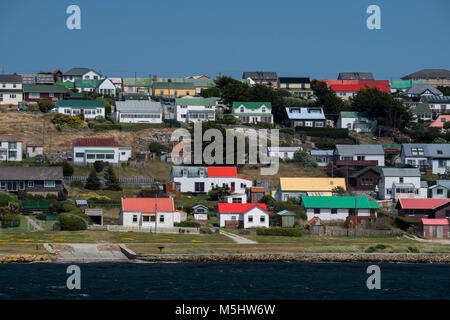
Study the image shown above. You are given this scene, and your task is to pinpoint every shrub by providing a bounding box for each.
[408,246,419,253]
[61,160,74,176]
[70,180,84,188]
[93,160,107,173]
[256,227,303,237]
[174,221,201,228]
[1,214,21,228]
[50,114,87,129]
[37,98,55,113]
[85,169,101,190]
[315,141,336,150]
[394,216,418,231]
[59,213,88,231]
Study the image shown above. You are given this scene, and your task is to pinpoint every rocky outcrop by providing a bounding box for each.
[0,254,52,263]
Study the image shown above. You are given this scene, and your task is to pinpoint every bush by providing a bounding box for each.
[61,160,74,176]
[50,114,87,129]
[93,160,107,173]
[70,180,84,188]
[315,141,336,150]
[1,214,21,228]
[85,169,101,190]
[59,213,88,231]
[394,216,418,231]
[37,98,55,113]
[295,126,349,138]
[256,227,303,237]
[174,221,201,228]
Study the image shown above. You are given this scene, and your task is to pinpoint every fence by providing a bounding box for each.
[325,229,404,237]
[65,176,154,185]
[88,225,203,234]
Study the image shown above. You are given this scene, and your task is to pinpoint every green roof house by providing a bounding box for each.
[122,78,153,94]
[175,98,217,123]
[389,80,421,92]
[411,103,432,121]
[23,84,68,102]
[337,111,377,133]
[231,102,273,124]
[56,99,105,119]
[301,196,379,229]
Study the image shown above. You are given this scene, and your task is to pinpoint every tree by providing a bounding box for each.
[85,169,101,190]
[292,150,318,167]
[37,98,55,113]
[149,141,169,155]
[104,166,122,191]
[437,86,450,96]
[61,160,74,176]
[332,186,346,195]
[93,160,107,173]
[310,80,346,121]
[207,185,231,201]
[200,87,220,98]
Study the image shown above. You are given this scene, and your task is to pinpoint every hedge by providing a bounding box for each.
[59,213,88,231]
[394,216,419,231]
[295,126,349,138]
[256,227,303,237]
[1,214,21,228]
[174,221,201,228]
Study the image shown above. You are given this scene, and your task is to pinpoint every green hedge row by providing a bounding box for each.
[394,216,419,231]
[295,126,349,138]
[256,227,303,237]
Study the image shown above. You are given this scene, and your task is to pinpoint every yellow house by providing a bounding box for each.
[152,82,197,98]
[0,74,23,107]
[276,177,347,201]
[278,77,313,98]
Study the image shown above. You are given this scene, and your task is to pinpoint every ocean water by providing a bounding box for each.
[0,262,448,300]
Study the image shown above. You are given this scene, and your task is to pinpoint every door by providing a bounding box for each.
[430,226,436,238]
[230,182,235,192]
[7,181,17,191]
[361,219,367,229]
[436,226,443,239]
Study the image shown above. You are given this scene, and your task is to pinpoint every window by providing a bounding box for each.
[399,177,404,183]
[438,160,445,168]
[132,215,138,223]
[314,208,320,214]
[75,153,84,158]
[357,156,365,161]
[49,93,54,97]
[105,154,114,159]
[159,215,164,223]
[143,216,150,222]
[231,216,236,221]
[437,189,443,195]
[240,107,244,112]
[248,215,253,222]
[28,181,34,187]
[44,180,55,188]
[331,208,337,214]
[96,154,105,159]
[411,147,424,156]
[260,216,265,223]
[8,142,17,149]
[87,154,95,159]
[29,93,40,99]
[151,216,156,222]
[8,150,17,159]
[0,181,5,189]
[194,182,204,192]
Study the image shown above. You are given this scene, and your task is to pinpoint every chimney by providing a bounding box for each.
[153,74,157,81]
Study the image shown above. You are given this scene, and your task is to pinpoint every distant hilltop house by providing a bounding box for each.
[267,146,302,160]
[301,196,379,229]
[277,77,313,98]
[400,143,450,175]
[242,71,278,88]
[217,203,270,229]
[0,135,22,162]
[62,68,101,83]
[120,197,175,229]
[285,106,326,128]
[122,77,152,94]
[152,82,196,98]
[23,84,68,103]
[428,180,450,199]
[404,83,443,98]
[72,137,131,165]
[73,78,115,96]
[421,96,450,115]
[401,69,450,87]
[337,72,374,80]
[334,144,385,166]
[378,167,427,201]
[55,99,105,119]
[389,80,421,93]
[114,100,163,124]
[0,166,64,197]
[109,77,122,89]
[0,74,23,107]
[410,102,433,122]
[276,177,347,201]
[231,102,273,124]
[96,78,116,96]
[310,150,334,167]
[19,73,54,85]
[337,112,377,133]
[170,166,252,194]
[175,98,216,123]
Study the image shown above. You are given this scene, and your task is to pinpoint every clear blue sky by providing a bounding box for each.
[0,0,448,79]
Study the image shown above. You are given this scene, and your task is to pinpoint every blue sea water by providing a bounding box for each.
[0,262,448,300]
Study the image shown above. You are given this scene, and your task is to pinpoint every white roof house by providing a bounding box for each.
[114,101,163,123]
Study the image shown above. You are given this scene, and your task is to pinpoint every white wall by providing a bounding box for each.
[73,146,120,165]
[0,141,22,161]
[218,207,269,228]
[97,79,116,96]
[173,176,252,194]
[57,107,105,119]
[175,104,216,123]
[120,210,174,228]
[116,111,162,123]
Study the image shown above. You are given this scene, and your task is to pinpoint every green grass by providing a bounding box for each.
[108,232,232,244]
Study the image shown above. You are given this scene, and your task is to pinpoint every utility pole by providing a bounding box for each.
[154,194,158,233]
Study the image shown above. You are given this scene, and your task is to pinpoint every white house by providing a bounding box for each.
[267,146,302,160]
[217,203,270,229]
[0,74,23,106]
[224,193,247,203]
[62,68,101,82]
[337,111,377,133]
[170,166,252,194]
[428,180,450,199]
[0,135,23,162]
[310,150,334,167]
[285,106,326,128]
[400,144,450,175]
[72,137,131,165]
[55,99,105,119]
[115,101,163,123]
[175,97,216,123]
[25,142,43,158]
[404,84,443,98]
[119,197,175,229]
[276,177,347,201]
[335,144,385,166]
[231,102,273,124]
[421,96,450,116]
[96,78,116,96]
[378,167,427,200]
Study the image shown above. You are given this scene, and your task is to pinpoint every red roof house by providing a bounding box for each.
[207,166,238,177]
[73,137,120,147]
[120,197,175,228]
[429,115,450,129]
[420,218,449,239]
[217,203,270,229]
[397,198,450,222]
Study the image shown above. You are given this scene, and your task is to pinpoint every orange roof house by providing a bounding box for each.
[429,115,450,129]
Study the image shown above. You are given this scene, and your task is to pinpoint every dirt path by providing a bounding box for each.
[25,216,43,232]
[220,230,258,244]
[405,234,450,245]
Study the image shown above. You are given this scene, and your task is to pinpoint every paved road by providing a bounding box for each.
[25,216,43,232]
[220,230,258,244]
[46,243,129,262]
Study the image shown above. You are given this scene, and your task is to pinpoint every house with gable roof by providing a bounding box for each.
[378,167,427,200]
[120,197,175,228]
[400,144,450,174]
[276,177,347,201]
[285,106,326,128]
[404,84,443,98]
[396,198,450,222]
[231,102,273,124]
[55,99,105,119]
[62,68,101,83]
[72,137,131,165]
[175,97,216,123]
[217,203,270,228]
[337,111,377,133]
[115,100,163,123]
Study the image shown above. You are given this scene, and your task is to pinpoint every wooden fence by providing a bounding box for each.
[325,229,404,237]
[65,176,154,185]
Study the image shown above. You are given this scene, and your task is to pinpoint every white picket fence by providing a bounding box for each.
[88,224,201,234]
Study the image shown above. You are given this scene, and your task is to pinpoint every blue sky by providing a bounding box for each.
[0,0,448,79]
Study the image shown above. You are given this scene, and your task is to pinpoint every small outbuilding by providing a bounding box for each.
[76,199,88,208]
[192,204,208,224]
[420,219,449,239]
[26,142,44,158]
[308,217,326,236]
[276,210,296,227]
[84,208,103,225]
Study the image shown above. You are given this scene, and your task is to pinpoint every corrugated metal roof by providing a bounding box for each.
[232,102,272,110]
[336,144,384,156]
[279,177,346,192]
[115,101,162,113]
[285,107,325,120]
[381,167,420,177]
[402,144,450,158]
[302,196,379,209]
[0,166,62,180]
[57,99,105,109]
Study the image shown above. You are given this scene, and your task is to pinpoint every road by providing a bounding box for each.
[220,230,258,244]
[45,243,129,262]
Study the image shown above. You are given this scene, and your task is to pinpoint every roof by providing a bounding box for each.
[401,69,450,80]
[302,196,379,209]
[152,82,195,90]
[218,203,269,214]
[0,166,63,180]
[232,102,272,110]
[349,166,382,178]
[207,167,238,177]
[421,96,450,103]
[412,103,432,114]
[122,78,152,88]
[63,68,100,76]
[429,115,450,128]
[121,197,174,212]
[57,99,105,109]
[75,79,101,88]
[115,101,162,113]
[0,74,22,83]
[73,137,119,147]
[399,198,450,210]
[55,81,75,89]
[242,72,278,80]
[278,77,310,84]
[192,204,208,210]
[176,98,216,106]
[405,84,443,96]
[310,150,334,156]
[26,142,43,147]
[336,144,384,156]
[277,210,296,216]
[76,199,88,206]
[401,144,450,158]
[279,177,346,192]
[285,107,325,120]
[330,84,390,92]
[421,219,449,226]
[339,111,369,119]
[109,77,122,84]
[23,84,68,94]
[268,147,302,153]
[381,167,420,177]
[389,80,421,89]
[0,135,22,142]
[338,72,374,80]
[436,180,450,190]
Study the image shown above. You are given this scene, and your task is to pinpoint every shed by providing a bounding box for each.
[76,199,88,208]
[192,204,209,224]
[420,219,449,239]
[277,210,296,227]
[85,208,103,225]
[174,210,187,223]
[308,217,326,236]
